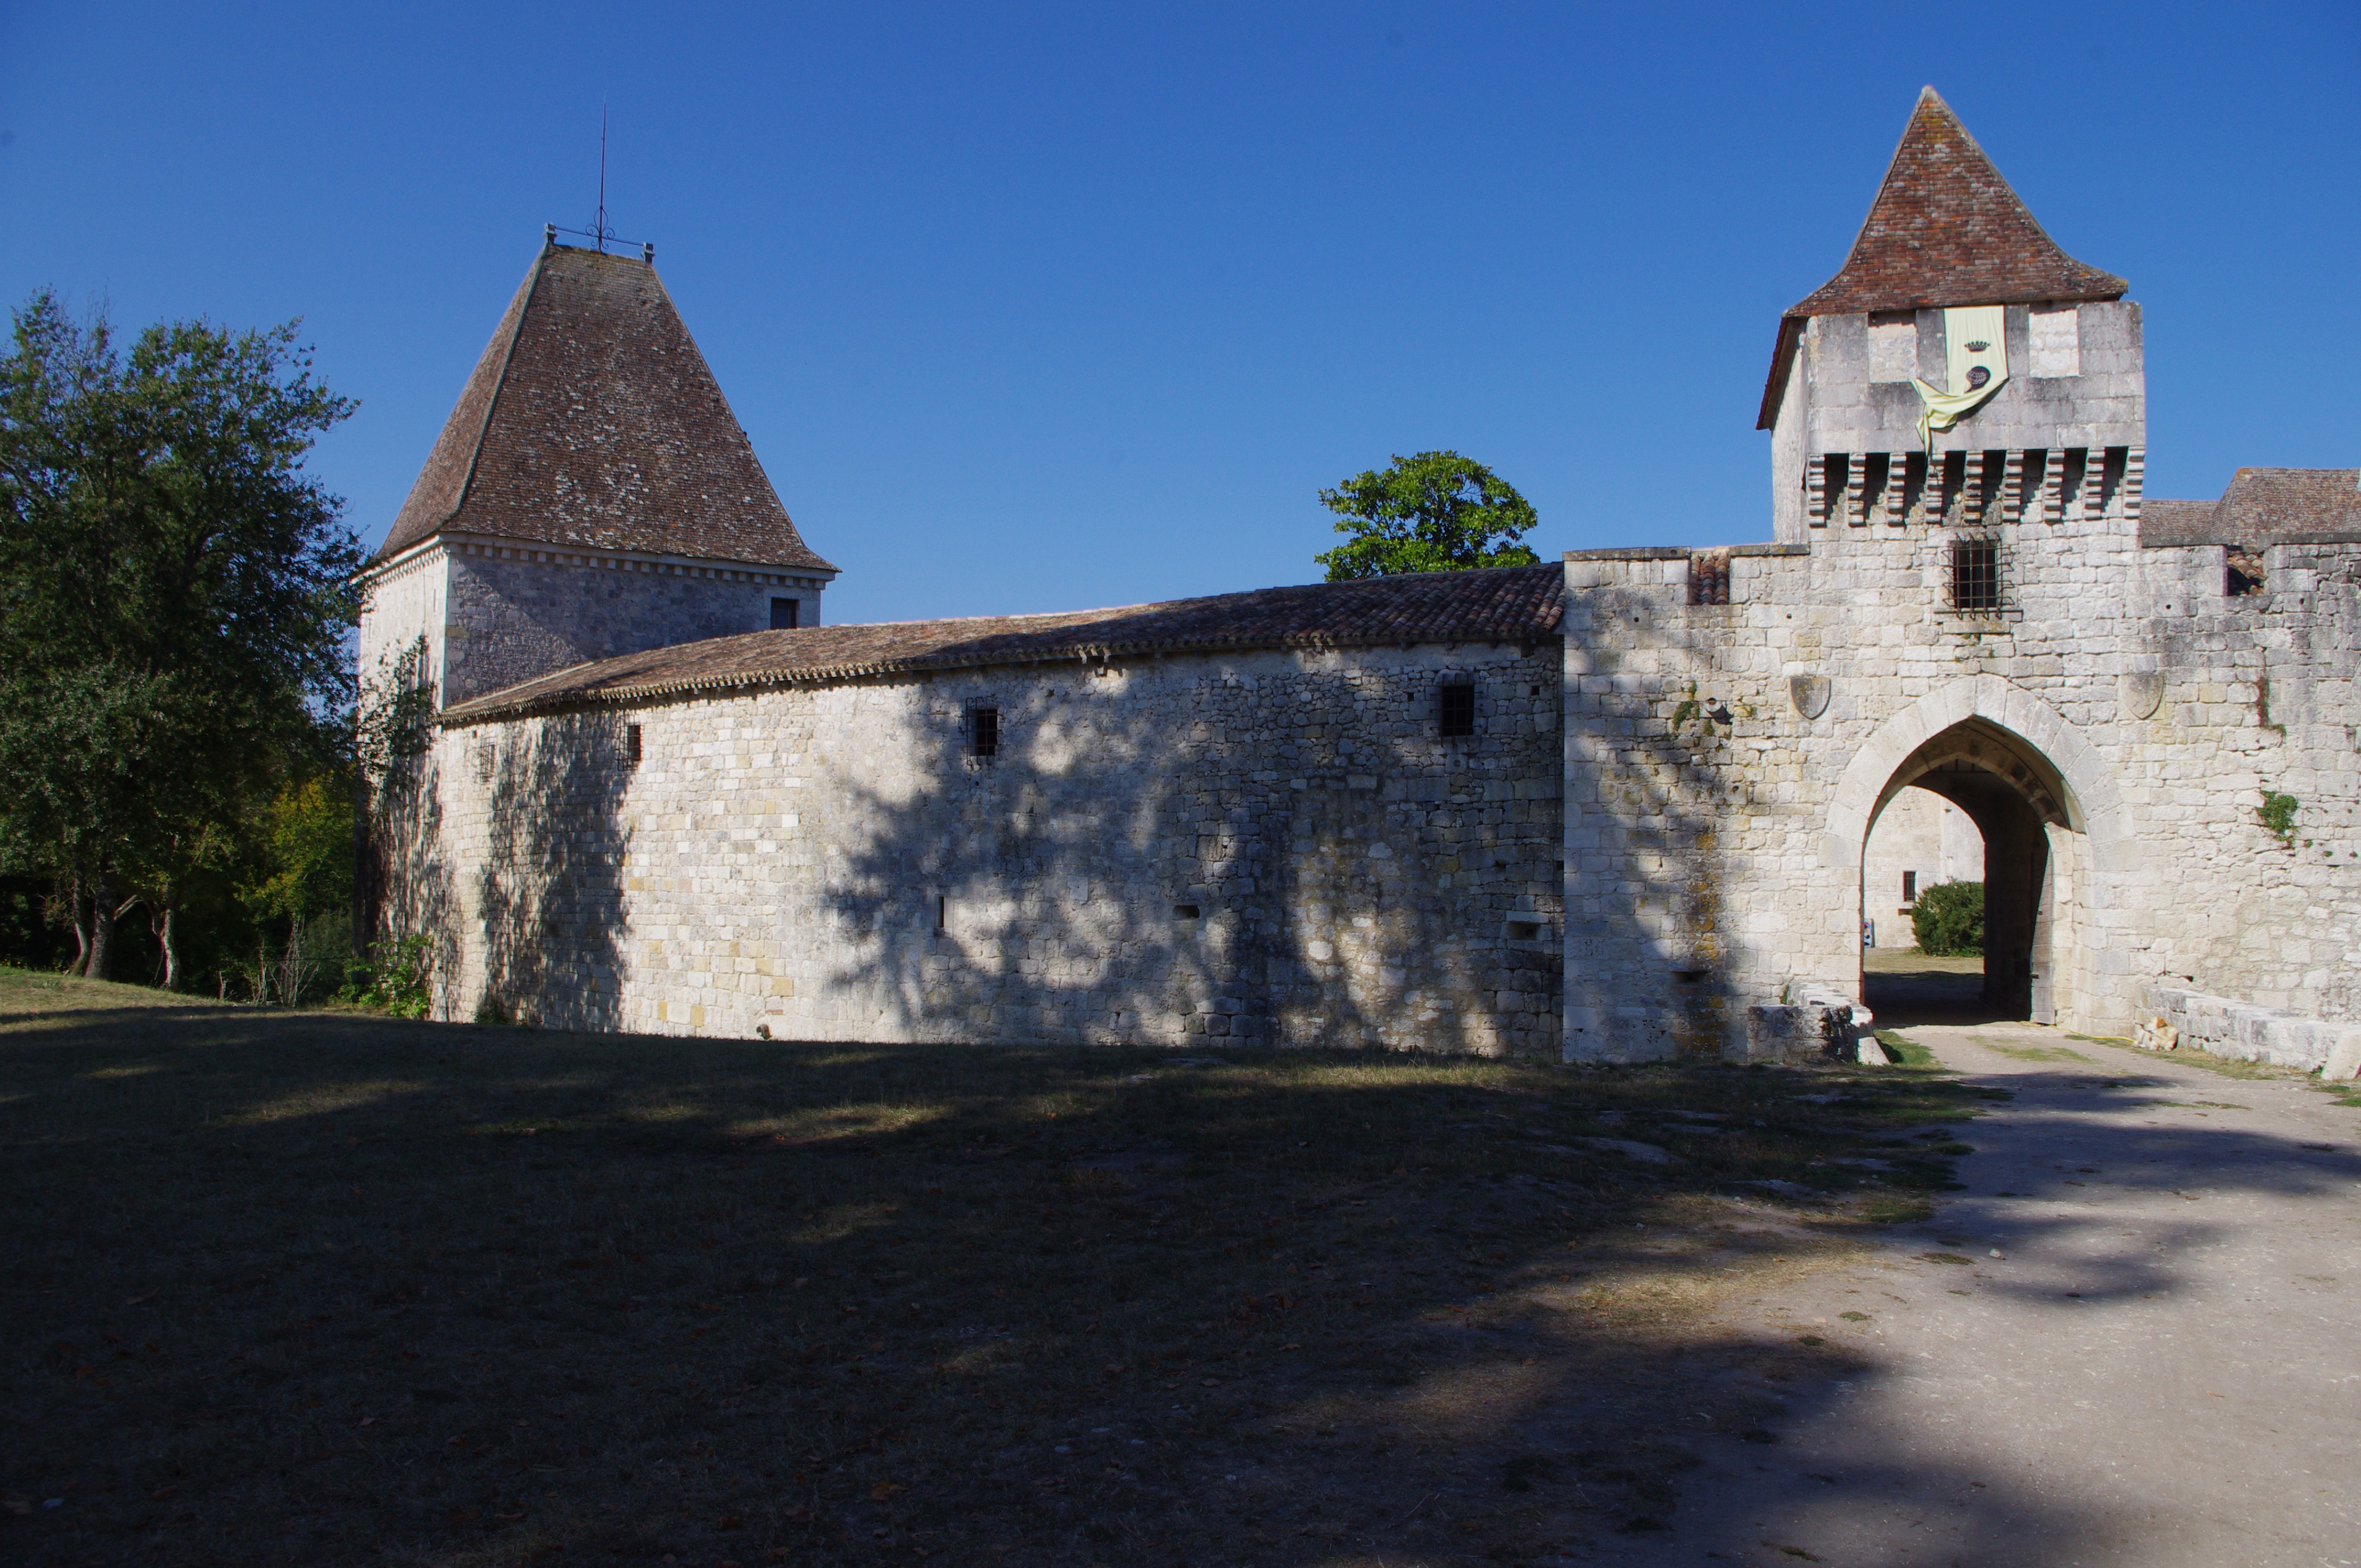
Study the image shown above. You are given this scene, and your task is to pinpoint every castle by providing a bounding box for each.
[358,90,2361,1069]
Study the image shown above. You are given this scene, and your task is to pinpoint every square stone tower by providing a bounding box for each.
[356,238,838,710]
[1760,88,2146,544]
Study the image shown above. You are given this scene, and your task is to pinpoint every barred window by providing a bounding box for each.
[1438,682,1476,738]
[626,724,642,764]
[1947,536,2002,613]
[969,706,999,759]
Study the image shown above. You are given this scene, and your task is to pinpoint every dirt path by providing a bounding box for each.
[1589,1020,2361,1567]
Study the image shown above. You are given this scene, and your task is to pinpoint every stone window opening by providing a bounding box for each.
[1945,536,2004,614]
[626,724,642,765]
[1902,870,1918,904]
[935,895,947,931]
[1173,903,1201,921]
[1438,682,1476,738]
[2226,549,2267,597]
[770,597,800,630]
[964,705,1000,760]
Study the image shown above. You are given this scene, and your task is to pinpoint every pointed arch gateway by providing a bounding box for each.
[1823,676,2140,1033]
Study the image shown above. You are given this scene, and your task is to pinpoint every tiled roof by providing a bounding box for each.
[2139,469,2361,548]
[1787,88,2125,317]
[443,564,1567,722]
[2134,500,2224,549]
[1760,88,2125,428]
[372,244,835,572]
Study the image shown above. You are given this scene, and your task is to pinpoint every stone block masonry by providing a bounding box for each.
[1560,513,2361,1062]
[395,644,1564,1055]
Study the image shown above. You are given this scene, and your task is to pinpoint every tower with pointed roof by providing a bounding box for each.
[357,236,838,708]
[1759,87,2144,541]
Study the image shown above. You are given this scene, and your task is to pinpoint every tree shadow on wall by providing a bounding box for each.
[817,660,1563,1056]
[473,713,635,1031]
[365,746,461,1016]
[1568,586,1765,1061]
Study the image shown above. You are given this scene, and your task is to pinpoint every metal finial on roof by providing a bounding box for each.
[544,222,557,248]
[643,241,655,263]
[593,101,611,253]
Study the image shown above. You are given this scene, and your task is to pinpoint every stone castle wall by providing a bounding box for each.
[1561,514,2361,1062]
[385,644,1564,1055]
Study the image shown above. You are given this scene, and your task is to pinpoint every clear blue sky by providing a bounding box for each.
[4,1,2353,626]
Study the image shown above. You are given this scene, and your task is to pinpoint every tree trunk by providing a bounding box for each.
[85,871,118,981]
[67,876,91,976]
[151,895,181,991]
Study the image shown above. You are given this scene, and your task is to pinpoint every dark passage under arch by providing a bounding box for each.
[1861,718,2080,1026]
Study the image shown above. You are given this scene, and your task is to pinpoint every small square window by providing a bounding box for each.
[1438,682,1475,738]
[1947,538,2002,613]
[970,706,999,759]
[770,597,800,630]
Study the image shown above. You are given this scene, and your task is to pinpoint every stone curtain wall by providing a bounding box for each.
[2127,539,2361,1020]
[1562,520,2361,1062]
[442,545,829,705]
[418,644,1563,1055]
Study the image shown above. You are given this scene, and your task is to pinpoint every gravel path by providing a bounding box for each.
[1597,1020,2361,1567]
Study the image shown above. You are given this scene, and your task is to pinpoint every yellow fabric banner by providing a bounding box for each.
[1911,305,2009,450]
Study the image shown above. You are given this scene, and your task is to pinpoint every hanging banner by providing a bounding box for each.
[1911,305,2009,450]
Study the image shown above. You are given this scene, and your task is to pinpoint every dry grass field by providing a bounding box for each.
[1,970,1994,1567]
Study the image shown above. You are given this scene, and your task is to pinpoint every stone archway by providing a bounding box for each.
[1823,676,2138,1034]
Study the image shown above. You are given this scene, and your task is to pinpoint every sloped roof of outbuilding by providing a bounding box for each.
[441,562,1567,723]
[2139,469,2361,548]
[372,243,835,573]
[1757,88,2127,429]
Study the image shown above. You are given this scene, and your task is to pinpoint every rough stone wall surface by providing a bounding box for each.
[1561,510,2361,1062]
[357,545,447,702]
[440,545,829,705]
[387,644,1564,1054]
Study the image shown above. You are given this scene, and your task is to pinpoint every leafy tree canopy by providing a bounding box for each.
[1313,450,1539,581]
[0,290,360,980]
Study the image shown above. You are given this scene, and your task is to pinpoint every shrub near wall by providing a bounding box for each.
[1911,880,1984,956]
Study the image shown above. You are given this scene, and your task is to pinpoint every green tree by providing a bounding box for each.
[0,292,360,984]
[1313,450,1540,581]
[1910,880,1985,957]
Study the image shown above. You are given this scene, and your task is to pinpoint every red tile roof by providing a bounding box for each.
[2140,469,2361,548]
[442,564,1567,722]
[372,244,835,572]
[1789,87,2125,317]
[1758,88,2126,429]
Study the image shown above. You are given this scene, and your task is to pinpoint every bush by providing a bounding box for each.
[1910,880,1984,956]
[345,933,433,1019]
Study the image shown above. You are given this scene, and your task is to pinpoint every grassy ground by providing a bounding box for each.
[1861,949,1982,976]
[1,970,1996,1567]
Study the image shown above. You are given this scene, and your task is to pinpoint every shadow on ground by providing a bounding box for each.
[4,982,2343,1566]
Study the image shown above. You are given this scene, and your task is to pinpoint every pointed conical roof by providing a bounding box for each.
[1786,87,2125,317]
[374,243,835,571]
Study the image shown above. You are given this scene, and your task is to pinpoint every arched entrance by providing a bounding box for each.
[1862,718,2079,1021]
[1821,676,2138,1036]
